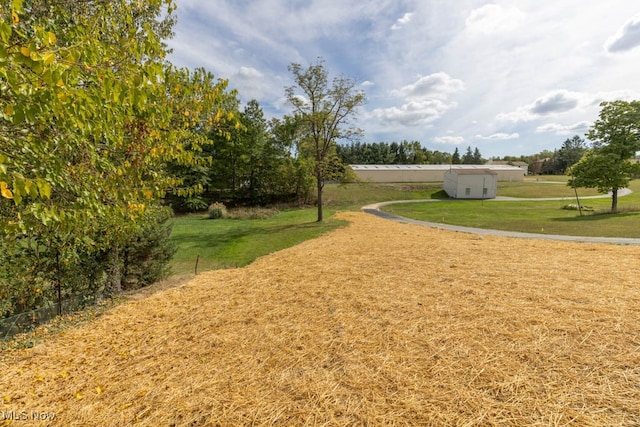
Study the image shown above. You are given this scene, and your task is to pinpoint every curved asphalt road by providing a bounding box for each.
[362,188,640,245]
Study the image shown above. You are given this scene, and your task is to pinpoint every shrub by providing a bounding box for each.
[121,206,177,291]
[226,207,279,220]
[207,202,227,219]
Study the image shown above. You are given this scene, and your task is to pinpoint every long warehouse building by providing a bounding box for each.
[350,164,526,183]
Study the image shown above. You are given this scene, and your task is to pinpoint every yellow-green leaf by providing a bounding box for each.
[20,46,29,57]
[0,21,11,43]
[0,182,13,199]
[43,52,56,65]
[47,32,57,45]
[36,179,51,199]
[12,0,24,13]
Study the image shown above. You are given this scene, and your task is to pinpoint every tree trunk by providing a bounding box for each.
[316,171,323,222]
[611,188,618,213]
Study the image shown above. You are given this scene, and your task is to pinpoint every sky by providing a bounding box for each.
[166,1,640,158]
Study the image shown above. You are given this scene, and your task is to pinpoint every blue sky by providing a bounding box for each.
[167,1,640,158]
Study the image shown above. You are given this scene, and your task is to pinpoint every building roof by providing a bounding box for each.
[446,168,497,175]
[350,164,523,172]
[486,160,529,167]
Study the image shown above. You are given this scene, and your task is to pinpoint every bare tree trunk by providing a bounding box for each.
[611,188,618,213]
[316,172,323,222]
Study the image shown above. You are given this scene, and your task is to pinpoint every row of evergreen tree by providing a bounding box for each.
[335,141,485,165]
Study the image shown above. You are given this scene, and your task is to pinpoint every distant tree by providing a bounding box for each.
[413,142,427,164]
[286,59,366,222]
[452,147,461,164]
[557,135,587,173]
[569,100,640,212]
[432,150,452,164]
[473,147,483,164]
[461,146,474,164]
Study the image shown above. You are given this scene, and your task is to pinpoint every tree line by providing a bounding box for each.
[492,135,588,175]
[335,141,488,165]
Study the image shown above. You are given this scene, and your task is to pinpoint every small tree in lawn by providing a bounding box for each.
[569,100,640,212]
[569,151,636,212]
[285,59,366,222]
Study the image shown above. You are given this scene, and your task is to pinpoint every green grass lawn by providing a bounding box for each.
[169,208,347,275]
[496,179,601,198]
[169,178,640,276]
[382,180,640,238]
[168,183,442,276]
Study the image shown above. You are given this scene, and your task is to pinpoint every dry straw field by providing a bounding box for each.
[2,211,640,426]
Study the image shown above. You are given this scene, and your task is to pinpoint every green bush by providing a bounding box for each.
[0,205,177,322]
[120,206,177,291]
[207,202,228,219]
[226,207,279,220]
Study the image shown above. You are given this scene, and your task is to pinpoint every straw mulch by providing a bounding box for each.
[2,211,640,426]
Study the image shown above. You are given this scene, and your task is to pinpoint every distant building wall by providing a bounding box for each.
[486,160,530,174]
[350,165,524,183]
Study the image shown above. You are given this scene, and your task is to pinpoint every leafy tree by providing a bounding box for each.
[165,68,240,212]
[0,0,237,315]
[556,135,587,173]
[451,147,461,164]
[569,100,640,212]
[568,151,636,212]
[589,100,640,157]
[285,59,366,221]
[268,116,315,205]
[431,150,452,164]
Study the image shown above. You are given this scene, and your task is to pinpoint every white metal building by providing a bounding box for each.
[350,164,525,183]
[443,168,498,199]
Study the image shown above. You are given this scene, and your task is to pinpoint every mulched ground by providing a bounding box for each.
[1,211,639,426]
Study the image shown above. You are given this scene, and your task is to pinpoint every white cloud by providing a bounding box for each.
[536,121,591,135]
[391,12,414,30]
[361,80,375,87]
[391,73,465,100]
[433,136,464,145]
[476,133,520,141]
[498,90,585,122]
[373,73,464,127]
[232,66,269,100]
[465,4,524,34]
[605,13,640,53]
[237,66,263,79]
[371,99,451,127]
